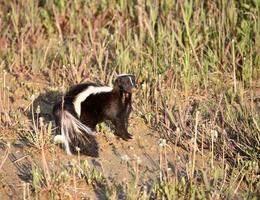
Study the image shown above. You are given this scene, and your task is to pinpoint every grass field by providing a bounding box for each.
[0,0,259,199]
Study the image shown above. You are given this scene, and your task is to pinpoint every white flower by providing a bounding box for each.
[134,154,142,164]
[158,138,167,147]
[121,154,130,162]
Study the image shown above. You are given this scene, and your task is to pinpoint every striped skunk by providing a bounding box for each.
[53,74,136,155]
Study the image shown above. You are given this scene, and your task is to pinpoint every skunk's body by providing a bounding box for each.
[53,75,136,156]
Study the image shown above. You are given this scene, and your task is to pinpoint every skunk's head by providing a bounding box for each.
[114,74,136,93]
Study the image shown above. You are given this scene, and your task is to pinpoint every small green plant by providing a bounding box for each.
[25,103,53,149]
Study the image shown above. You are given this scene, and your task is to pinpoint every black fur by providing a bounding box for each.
[53,75,136,155]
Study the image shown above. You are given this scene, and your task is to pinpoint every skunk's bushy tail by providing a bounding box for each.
[54,108,95,155]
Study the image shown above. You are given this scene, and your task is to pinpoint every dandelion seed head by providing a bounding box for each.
[39,117,44,127]
[158,138,167,147]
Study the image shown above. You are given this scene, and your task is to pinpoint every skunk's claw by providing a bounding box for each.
[121,133,133,140]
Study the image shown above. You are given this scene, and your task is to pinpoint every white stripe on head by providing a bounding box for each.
[128,76,134,86]
[73,86,113,117]
[117,74,135,87]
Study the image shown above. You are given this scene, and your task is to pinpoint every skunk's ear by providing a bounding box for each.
[114,76,122,86]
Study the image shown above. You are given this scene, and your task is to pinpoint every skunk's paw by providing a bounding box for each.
[121,133,133,140]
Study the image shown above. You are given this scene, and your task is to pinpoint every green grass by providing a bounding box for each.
[0,0,259,199]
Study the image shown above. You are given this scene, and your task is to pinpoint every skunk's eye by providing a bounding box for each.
[116,78,122,84]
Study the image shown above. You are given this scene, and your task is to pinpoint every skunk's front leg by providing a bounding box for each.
[124,93,132,127]
[113,114,132,140]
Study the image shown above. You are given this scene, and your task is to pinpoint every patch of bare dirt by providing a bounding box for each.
[0,122,178,199]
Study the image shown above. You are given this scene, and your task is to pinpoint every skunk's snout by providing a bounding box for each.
[126,82,137,93]
[131,84,137,92]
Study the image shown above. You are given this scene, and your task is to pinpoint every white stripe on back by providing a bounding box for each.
[73,86,113,117]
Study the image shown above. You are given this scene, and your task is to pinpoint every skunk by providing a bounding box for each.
[53,74,136,155]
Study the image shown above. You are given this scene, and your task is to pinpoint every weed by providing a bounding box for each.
[0,0,259,199]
